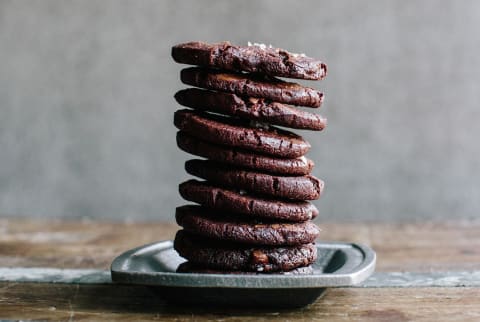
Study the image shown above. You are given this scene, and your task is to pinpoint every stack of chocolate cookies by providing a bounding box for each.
[171,41,327,274]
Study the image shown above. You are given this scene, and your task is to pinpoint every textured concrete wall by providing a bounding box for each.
[1,0,479,221]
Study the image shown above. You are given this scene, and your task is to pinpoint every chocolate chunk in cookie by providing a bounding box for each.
[174,230,317,272]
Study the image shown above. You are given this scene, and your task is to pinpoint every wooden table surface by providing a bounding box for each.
[0,218,479,321]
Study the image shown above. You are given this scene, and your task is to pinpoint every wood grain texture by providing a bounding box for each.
[0,282,479,321]
[0,218,479,320]
[1,218,479,271]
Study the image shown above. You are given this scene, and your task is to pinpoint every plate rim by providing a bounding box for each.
[110,240,376,289]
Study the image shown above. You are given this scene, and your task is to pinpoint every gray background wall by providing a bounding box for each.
[1,0,479,222]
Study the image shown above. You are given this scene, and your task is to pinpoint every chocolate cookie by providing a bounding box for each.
[176,261,314,275]
[176,205,320,245]
[174,109,310,158]
[179,180,318,222]
[177,132,314,176]
[180,67,324,108]
[185,159,323,200]
[174,230,317,272]
[172,41,327,80]
[175,88,327,131]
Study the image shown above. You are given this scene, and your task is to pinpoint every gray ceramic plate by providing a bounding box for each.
[111,240,376,308]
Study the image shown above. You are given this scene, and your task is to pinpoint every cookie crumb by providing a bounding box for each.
[249,120,270,130]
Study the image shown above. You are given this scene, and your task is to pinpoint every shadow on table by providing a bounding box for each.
[6,282,323,316]
[74,284,322,314]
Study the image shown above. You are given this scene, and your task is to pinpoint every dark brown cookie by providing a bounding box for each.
[174,230,317,272]
[174,109,310,158]
[179,180,318,222]
[176,261,314,275]
[175,88,327,131]
[180,67,324,108]
[177,132,314,176]
[172,41,327,80]
[185,159,323,200]
[176,205,320,245]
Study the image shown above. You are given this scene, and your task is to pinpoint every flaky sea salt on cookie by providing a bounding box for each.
[172,41,327,80]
